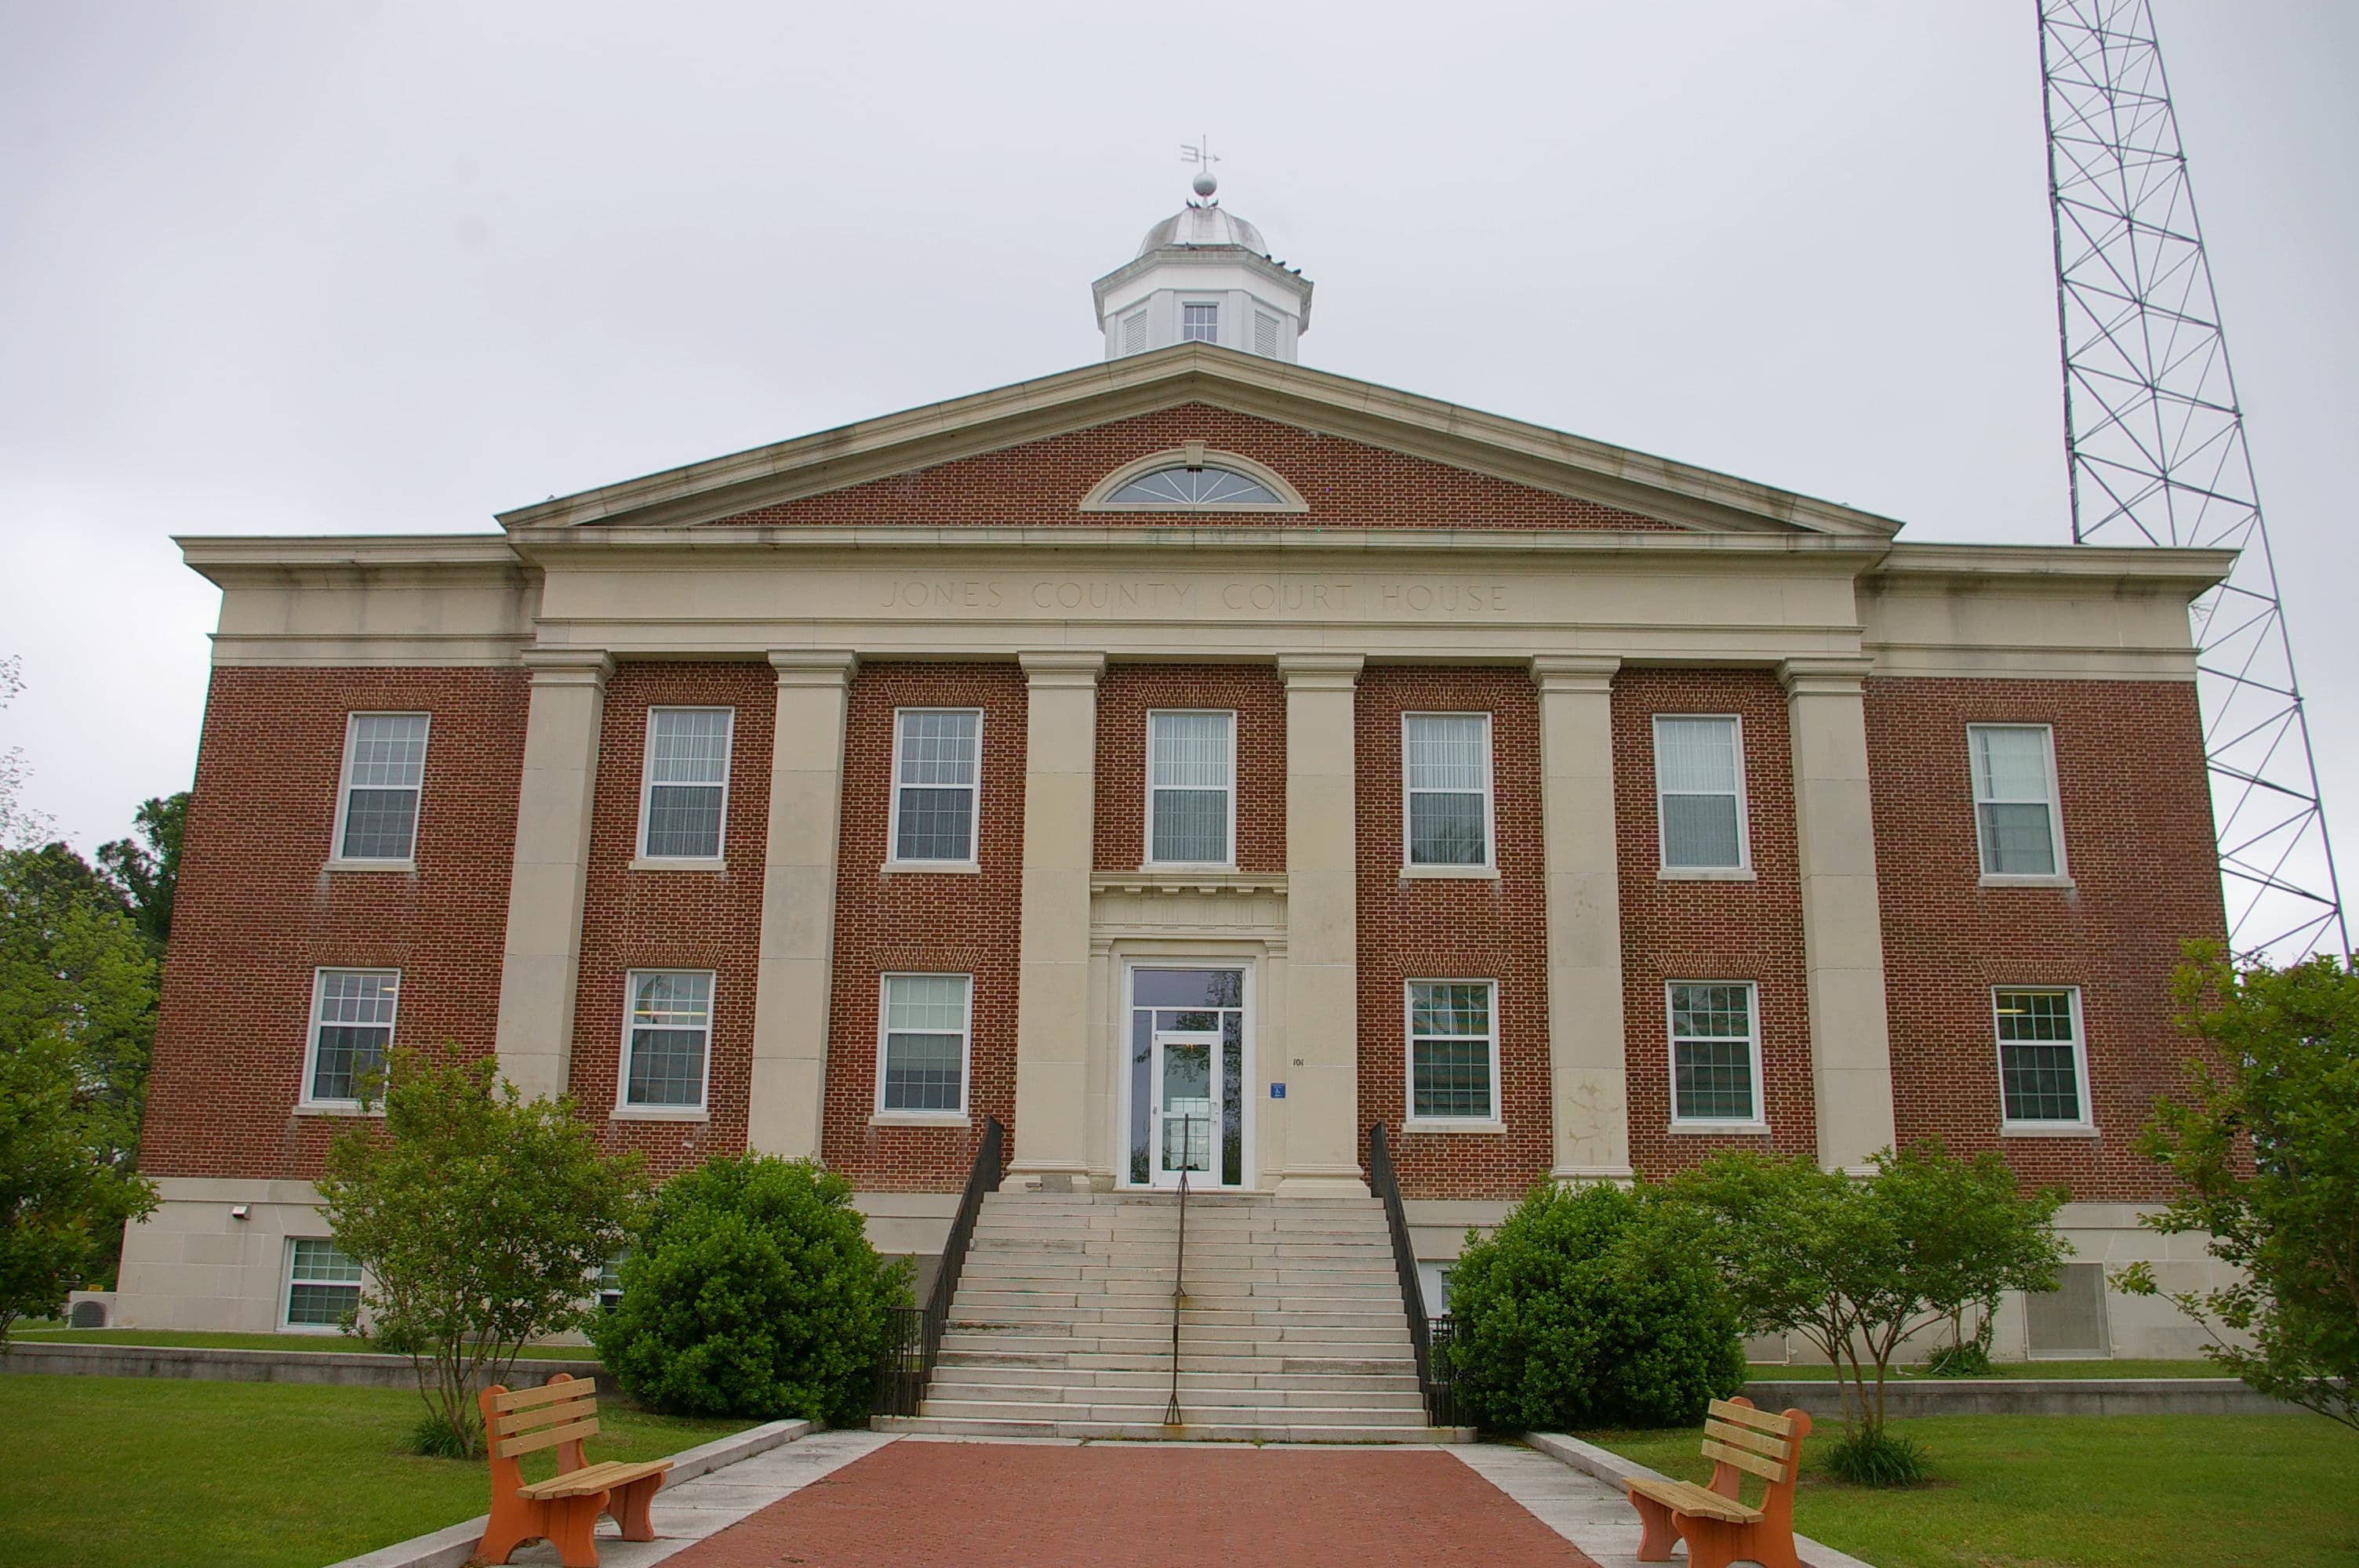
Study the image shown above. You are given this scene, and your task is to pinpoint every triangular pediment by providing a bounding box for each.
[495,344,1902,539]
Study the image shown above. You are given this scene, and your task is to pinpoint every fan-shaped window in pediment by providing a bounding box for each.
[1110,465,1281,506]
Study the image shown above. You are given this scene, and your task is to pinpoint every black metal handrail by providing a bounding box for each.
[1369,1122,1462,1429]
[874,1115,1003,1418]
[1162,1128,1194,1427]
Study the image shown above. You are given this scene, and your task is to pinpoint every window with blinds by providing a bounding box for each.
[335,713,429,862]
[879,973,972,1116]
[1667,981,1761,1123]
[1407,980,1496,1122]
[306,967,398,1105]
[639,707,732,859]
[1403,713,1492,867]
[621,970,712,1110]
[1971,724,2065,877]
[1654,715,1748,871]
[1147,710,1234,866]
[890,710,982,863]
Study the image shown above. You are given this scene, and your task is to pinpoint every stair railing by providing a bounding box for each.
[1369,1121,1462,1428]
[1162,1112,1199,1427]
[873,1115,1003,1418]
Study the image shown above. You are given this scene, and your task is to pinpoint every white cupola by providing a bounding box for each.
[1092,172,1314,362]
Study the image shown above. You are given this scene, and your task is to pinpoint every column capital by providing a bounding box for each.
[1017,651,1107,687]
[519,647,615,688]
[1530,654,1622,694]
[1276,652,1365,689]
[768,650,859,688]
[1779,655,1876,698]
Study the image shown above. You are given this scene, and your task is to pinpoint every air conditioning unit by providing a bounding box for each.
[66,1291,116,1329]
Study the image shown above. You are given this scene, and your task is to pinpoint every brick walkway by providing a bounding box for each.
[658,1439,1605,1568]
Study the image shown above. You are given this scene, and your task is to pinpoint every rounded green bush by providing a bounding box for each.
[590,1156,911,1427]
[1444,1181,1747,1431]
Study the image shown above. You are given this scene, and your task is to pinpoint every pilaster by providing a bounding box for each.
[493,648,613,1103]
[746,652,858,1160]
[1781,655,1898,1172]
[1532,655,1631,1181]
[1006,652,1106,1190]
[1275,653,1367,1195]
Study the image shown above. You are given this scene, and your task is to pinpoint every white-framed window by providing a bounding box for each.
[596,1254,626,1314]
[1181,301,1219,343]
[284,1237,362,1330]
[876,973,972,1117]
[1147,710,1235,867]
[1994,986,2092,1129]
[1405,980,1499,1124]
[304,967,399,1107]
[1667,981,1763,1126]
[638,707,733,861]
[1403,713,1493,868]
[619,970,713,1112]
[1970,724,2066,880]
[1653,715,1750,873]
[333,713,429,862]
[889,709,983,865]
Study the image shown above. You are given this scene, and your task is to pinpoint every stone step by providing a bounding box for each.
[925,1380,1430,1410]
[914,1396,1429,1428]
[954,1281,1402,1305]
[929,1363,1423,1392]
[947,1302,1409,1327]
[941,1319,1414,1343]
[873,1415,1470,1444]
[937,1345,1416,1372]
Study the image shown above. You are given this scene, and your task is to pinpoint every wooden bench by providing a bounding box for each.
[1623,1396,1812,1568]
[476,1372,673,1568]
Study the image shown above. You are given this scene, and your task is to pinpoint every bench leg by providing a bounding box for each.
[547,1494,607,1568]
[476,1497,541,1566]
[1680,1518,1745,1568]
[1627,1492,1681,1563]
[1737,1523,1802,1568]
[608,1473,663,1542]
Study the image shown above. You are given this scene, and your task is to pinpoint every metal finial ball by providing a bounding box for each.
[1192,172,1218,198]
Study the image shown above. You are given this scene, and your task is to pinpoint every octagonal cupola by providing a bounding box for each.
[1092,172,1314,362]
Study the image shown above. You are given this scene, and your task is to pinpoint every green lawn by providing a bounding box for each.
[1746,1357,2228,1380]
[0,1374,747,1568]
[10,1327,601,1359]
[1585,1413,2358,1568]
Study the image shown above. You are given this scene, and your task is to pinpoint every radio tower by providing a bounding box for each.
[2038,0,2347,962]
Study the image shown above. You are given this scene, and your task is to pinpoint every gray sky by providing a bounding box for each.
[4,2,2354,904]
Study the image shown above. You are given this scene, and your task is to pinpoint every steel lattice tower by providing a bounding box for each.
[2038,0,2346,961]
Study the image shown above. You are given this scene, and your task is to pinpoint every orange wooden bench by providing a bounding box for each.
[1623,1396,1812,1568]
[476,1372,673,1568]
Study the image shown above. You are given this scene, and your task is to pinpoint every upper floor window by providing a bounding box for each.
[639,707,732,861]
[305,967,398,1106]
[1994,986,2089,1128]
[1182,301,1219,343]
[1406,980,1498,1123]
[892,709,982,864]
[1147,710,1234,866]
[878,972,972,1117]
[1403,713,1492,868]
[1667,981,1761,1126]
[334,713,429,862]
[1108,465,1282,506]
[620,969,711,1112]
[1654,715,1749,873]
[1970,724,2066,880]
[1083,448,1307,513]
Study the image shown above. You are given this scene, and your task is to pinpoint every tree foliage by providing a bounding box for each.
[2114,946,2359,1432]
[316,1051,649,1456]
[0,844,158,1150]
[591,1156,909,1428]
[1667,1142,2068,1443]
[96,793,187,956]
[0,1033,158,1344]
[1444,1181,1748,1431]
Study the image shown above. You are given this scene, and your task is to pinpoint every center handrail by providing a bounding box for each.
[1162,1113,1200,1427]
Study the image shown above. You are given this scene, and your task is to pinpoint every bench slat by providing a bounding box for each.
[1708,1398,1794,1436]
[1703,1418,1791,1461]
[1625,1477,1762,1525]
[518,1458,671,1502]
[496,1415,600,1458]
[492,1378,592,1413]
[493,1395,598,1436]
[1702,1437,1791,1483]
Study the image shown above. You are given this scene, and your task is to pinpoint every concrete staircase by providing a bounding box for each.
[872,1189,1471,1442]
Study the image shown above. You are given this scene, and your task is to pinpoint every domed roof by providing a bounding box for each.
[1137,201,1268,257]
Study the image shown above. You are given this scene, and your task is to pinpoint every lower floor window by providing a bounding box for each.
[623,971,712,1109]
[1668,982,1759,1123]
[285,1237,362,1328]
[1407,980,1496,1121]
[1995,986,2086,1124]
[879,974,972,1114]
[597,1254,626,1313]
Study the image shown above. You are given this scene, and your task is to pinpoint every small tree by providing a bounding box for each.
[1669,1142,2066,1480]
[0,1032,157,1345]
[317,1051,649,1457]
[2114,946,2359,1432]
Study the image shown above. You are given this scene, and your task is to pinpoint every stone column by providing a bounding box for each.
[1276,654,1367,1195]
[493,648,613,1103]
[1532,655,1631,1181]
[746,652,858,1160]
[1781,656,1899,1172]
[1006,652,1105,1191]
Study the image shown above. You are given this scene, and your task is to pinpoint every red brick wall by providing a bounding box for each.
[716,405,1677,531]
[1613,670,1818,1175]
[1866,677,2225,1200]
[1353,668,1553,1200]
[567,662,772,1178]
[1095,664,1286,873]
[822,662,1027,1188]
[141,667,529,1180]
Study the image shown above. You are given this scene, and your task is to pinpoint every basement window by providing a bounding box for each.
[284,1238,362,1331]
[2024,1261,2110,1357]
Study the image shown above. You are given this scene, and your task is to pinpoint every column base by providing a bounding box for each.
[1274,1171,1372,1197]
[1000,1167,1087,1194]
[1551,1163,1636,1185]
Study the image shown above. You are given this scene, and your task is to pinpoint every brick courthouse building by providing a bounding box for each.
[120,183,2232,1362]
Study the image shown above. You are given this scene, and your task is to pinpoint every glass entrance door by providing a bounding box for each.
[1127,967,1246,1189]
[1151,1029,1219,1185]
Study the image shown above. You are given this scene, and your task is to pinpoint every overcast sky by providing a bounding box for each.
[3,2,2354,913]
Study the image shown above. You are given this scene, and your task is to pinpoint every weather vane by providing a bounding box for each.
[1180,136,1221,200]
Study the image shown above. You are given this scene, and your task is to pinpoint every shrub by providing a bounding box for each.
[591,1156,911,1428]
[1824,1427,1931,1486]
[1444,1181,1747,1431]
